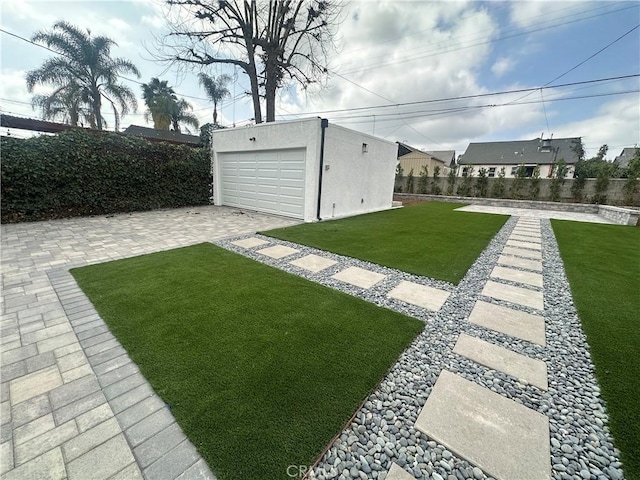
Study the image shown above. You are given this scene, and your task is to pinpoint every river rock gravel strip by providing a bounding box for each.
[217,217,623,480]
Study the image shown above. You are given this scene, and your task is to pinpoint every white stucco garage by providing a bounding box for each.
[211,118,397,222]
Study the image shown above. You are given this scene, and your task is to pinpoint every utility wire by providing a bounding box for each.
[505,24,640,106]
[278,74,639,117]
[332,89,639,124]
[339,4,637,76]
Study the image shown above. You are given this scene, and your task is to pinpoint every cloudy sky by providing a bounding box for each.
[1,0,639,159]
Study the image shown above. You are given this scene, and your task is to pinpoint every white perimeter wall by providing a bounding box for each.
[211,118,396,222]
[320,124,397,220]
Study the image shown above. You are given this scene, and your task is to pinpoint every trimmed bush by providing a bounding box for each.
[1,129,211,223]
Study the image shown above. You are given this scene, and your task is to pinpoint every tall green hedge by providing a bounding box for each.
[1,129,211,223]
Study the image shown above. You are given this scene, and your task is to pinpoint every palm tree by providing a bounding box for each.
[198,73,231,126]
[141,78,176,130]
[169,98,199,133]
[30,81,92,127]
[26,21,140,131]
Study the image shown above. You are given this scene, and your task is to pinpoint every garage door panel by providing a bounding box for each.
[220,148,306,219]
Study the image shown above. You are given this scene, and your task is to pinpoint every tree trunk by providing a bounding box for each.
[92,89,102,130]
[264,54,278,123]
[265,82,277,123]
[213,103,218,125]
[247,64,262,124]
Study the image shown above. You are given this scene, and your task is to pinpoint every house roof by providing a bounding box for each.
[123,125,201,146]
[426,150,456,165]
[1,114,79,134]
[397,142,448,165]
[458,137,582,166]
[613,147,638,169]
[397,142,422,157]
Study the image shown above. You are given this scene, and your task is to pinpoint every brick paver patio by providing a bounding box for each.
[0,206,298,480]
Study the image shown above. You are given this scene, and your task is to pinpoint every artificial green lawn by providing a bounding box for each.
[552,220,640,479]
[71,243,423,480]
[261,202,508,284]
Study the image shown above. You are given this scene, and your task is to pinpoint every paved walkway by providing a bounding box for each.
[0,206,298,480]
[455,204,616,224]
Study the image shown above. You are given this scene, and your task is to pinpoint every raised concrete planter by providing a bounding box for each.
[598,205,640,226]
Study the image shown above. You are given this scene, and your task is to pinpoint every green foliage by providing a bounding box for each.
[456,165,474,196]
[510,164,528,199]
[550,158,568,202]
[475,167,488,197]
[592,162,613,204]
[1,129,211,223]
[571,175,587,202]
[553,220,640,479]
[72,243,422,480]
[491,167,506,198]
[596,144,608,160]
[622,150,640,205]
[529,165,541,200]
[198,73,231,126]
[575,157,621,179]
[27,21,140,131]
[446,166,456,195]
[406,168,415,194]
[571,138,585,161]
[417,165,429,194]
[431,166,442,195]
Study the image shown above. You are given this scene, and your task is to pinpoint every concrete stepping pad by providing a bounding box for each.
[510,233,541,242]
[230,237,269,249]
[491,266,543,288]
[506,240,541,251]
[289,254,337,273]
[502,246,542,260]
[331,266,386,289]
[498,255,542,272]
[509,234,541,243]
[256,245,299,259]
[482,280,544,310]
[387,281,450,311]
[415,370,550,480]
[453,333,548,390]
[387,463,417,480]
[468,300,545,345]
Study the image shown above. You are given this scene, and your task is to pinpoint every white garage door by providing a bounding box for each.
[219,148,306,219]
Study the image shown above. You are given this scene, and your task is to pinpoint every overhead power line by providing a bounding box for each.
[278,74,639,117]
[338,3,638,76]
[331,89,640,125]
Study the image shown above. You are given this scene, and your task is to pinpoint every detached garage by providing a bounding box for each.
[211,118,397,222]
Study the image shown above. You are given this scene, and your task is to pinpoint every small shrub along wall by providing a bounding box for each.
[1,129,211,223]
[394,176,640,206]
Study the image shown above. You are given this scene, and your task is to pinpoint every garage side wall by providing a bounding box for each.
[320,125,397,220]
[211,118,322,221]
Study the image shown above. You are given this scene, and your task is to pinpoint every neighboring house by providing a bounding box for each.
[211,118,397,222]
[457,137,582,178]
[426,150,456,172]
[397,143,451,176]
[123,125,201,147]
[613,147,638,169]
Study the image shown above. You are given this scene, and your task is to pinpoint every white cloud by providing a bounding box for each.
[509,1,592,30]
[491,57,515,77]
[547,96,640,157]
